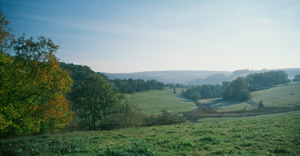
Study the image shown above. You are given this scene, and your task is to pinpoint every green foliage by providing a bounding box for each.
[293,74,300,82]
[144,110,186,126]
[59,62,95,88]
[0,135,87,155]
[190,91,201,101]
[71,75,118,130]
[222,77,250,101]
[0,35,73,137]
[182,84,222,101]
[258,100,264,108]
[112,78,165,93]
[246,70,290,91]
[99,96,146,130]
[0,10,14,53]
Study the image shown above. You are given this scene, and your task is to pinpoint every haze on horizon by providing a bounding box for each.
[1,0,300,73]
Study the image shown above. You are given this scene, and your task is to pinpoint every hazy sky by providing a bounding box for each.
[1,0,300,73]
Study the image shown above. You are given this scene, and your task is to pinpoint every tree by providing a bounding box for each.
[173,88,176,94]
[237,89,251,101]
[222,77,250,101]
[200,85,212,99]
[71,75,118,130]
[99,96,145,130]
[293,74,300,83]
[0,10,14,53]
[190,91,201,101]
[246,71,290,91]
[0,36,73,136]
[59,62,95,88]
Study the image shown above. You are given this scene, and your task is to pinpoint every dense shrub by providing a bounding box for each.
[144,110,186,126]
[99,97,146,130]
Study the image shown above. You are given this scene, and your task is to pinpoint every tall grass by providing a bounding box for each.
[1,110,299,155]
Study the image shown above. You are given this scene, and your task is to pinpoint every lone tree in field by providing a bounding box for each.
[293,74,300,83]
[71,75,118,130]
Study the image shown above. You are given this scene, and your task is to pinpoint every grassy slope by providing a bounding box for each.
[129,89,196,114]
[207,84,300,112]
[251,83,300,107]
[1,85,300,155]
[1,110,299,155]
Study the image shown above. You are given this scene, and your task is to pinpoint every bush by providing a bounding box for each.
[144,110,186,126]
[99,97,146,130]
[258,100,264,108]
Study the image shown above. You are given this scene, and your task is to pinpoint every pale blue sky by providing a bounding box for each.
[1,0,300,73]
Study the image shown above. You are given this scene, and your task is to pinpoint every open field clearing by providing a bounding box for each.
[251,83,300,107]
[1,110,299,155]
[129,89,196,114]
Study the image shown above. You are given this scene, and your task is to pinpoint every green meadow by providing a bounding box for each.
[1,110,299,155]
[1,85,300,155]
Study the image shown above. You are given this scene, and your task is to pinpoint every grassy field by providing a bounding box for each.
[197,83,300,112]
[129,89,196,114]
[251,83,300,107]
[1,85,300,155]
[1,110,299,155]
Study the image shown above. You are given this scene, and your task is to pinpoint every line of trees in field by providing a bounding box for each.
[181,84,223,101]
[181,70,291,102]
[111,78,165,93]
[245,71,290,91]
[222,71,290,101]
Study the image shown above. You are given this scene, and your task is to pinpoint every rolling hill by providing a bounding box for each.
[103,68,300,85]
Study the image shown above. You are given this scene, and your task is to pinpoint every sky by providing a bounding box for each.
[1,0,300,73]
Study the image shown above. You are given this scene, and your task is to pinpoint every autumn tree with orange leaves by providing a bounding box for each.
[0,10,73,137]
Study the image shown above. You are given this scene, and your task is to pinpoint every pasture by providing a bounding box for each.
[1,84,300,155]
[1,110,299,155]
[129,89,196,114]
[197,83,300,112]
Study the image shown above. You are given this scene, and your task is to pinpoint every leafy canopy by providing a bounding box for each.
[0,10,73,136]
[71,75,118,130]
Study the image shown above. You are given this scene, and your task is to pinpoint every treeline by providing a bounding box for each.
[182,70,291,102]
[181,84,222,101]
[111,78,165,93]
[222,70,290,101]
[246,71,290,91]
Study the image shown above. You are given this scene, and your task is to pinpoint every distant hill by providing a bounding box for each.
[102,68,300,85]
